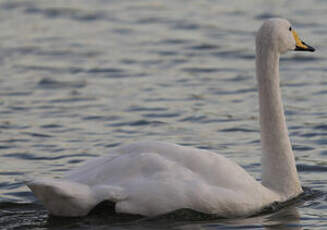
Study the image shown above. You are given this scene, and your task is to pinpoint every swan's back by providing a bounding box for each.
[67,142,258,190]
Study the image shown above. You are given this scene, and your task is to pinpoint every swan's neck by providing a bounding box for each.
[256,48,302,198]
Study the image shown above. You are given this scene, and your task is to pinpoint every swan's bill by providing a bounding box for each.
[292,30,315,52]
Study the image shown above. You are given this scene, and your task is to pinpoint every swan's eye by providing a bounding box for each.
[289,26,292,31]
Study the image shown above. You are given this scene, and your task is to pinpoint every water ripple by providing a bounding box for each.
[108,120,165,127]
[297,164,327,172]
[220,127,256,133]
[182,67,236,73]
[24,6,108,22]
[3,152,96,161]
[21,132,52,138]
[38,78,86,89]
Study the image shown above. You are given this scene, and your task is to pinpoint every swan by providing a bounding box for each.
[26,18,315,217]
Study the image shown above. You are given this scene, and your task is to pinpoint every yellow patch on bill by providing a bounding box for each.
[292,30,308,49]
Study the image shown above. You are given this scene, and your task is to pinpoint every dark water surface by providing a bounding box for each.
[1,0,327,229]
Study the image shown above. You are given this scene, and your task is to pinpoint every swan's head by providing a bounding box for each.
[256,18,315,54]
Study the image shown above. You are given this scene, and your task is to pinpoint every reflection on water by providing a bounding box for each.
[0,199,309,229]
[0,0,327,229]
[264,208,301,230]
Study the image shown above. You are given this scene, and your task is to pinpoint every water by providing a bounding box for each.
[0,0,327,229]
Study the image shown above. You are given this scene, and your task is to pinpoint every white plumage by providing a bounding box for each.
[27,18,315,217]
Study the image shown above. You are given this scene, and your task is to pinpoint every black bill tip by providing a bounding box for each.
[295,41,315,52]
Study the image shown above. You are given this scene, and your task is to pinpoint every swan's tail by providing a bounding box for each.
[26,178,97,216]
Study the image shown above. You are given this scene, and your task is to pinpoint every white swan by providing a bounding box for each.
[26,18,315,217]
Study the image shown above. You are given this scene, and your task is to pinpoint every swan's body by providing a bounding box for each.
[29,142,280,217]
[27,18,315,217]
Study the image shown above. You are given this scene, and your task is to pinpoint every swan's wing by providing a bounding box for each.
[26,178,126,216]
[65,141,258,189]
